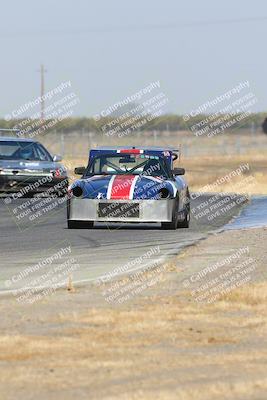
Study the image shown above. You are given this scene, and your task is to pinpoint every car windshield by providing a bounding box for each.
[86,154,170,178]
[0,141,52,161]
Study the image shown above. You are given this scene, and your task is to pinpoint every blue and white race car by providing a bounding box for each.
[67,146,190,230]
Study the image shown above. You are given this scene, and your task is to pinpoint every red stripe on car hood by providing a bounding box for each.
[110,175,136,199]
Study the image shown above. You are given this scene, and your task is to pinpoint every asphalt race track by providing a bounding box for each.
[0,194,245,292]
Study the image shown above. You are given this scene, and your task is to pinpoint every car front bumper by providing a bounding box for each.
[0,174,68,194]
[68,198,175,223]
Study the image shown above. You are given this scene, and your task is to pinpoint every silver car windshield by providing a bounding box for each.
[0,141,52,161]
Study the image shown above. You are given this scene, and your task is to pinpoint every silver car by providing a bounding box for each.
[0,136,68,197]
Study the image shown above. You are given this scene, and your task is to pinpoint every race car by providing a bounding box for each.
[67,146,190,230]
[0,136,68,197]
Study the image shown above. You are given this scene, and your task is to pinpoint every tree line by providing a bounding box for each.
[0,113,266,134]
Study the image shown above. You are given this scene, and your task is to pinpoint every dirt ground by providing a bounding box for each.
[1,225,267,400]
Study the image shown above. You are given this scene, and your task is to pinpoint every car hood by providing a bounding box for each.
[71,174,177,200]
[0,159,65,174]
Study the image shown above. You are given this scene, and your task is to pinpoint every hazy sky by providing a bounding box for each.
[1,0,267,117]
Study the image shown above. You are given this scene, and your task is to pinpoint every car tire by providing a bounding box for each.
[177,189,190,229]
[161,219,177,230]
[161,199,179,230]
[177,211,190,228]
[67,220,94,229]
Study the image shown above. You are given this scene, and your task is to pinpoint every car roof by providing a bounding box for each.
[94,146,179,152]
[0,136,37,143]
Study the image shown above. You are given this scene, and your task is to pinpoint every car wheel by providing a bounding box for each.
[161,199,178,230]
[67,220,94,229]
[177,189,190,228]
[177,211,190,228]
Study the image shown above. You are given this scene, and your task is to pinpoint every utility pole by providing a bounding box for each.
[38,64,47,121]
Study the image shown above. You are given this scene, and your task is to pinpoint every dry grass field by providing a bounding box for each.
[181,154,267,194]
[1,285,267,400]
[40,129,267,195]
[64,154,267,195]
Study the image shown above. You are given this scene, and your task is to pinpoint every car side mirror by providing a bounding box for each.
[53,154,63,162]
[74,166,86,175]
[173,167,185,176]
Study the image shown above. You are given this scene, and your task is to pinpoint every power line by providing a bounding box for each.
[1,16,267,38]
